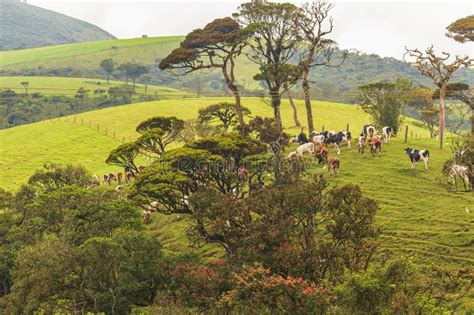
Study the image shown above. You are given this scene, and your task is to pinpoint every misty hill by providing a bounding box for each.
[0,0,116,51]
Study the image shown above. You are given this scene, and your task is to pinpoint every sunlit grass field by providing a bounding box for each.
[0,36,183,69]
[0,76,188,97]
[0,97,472,276]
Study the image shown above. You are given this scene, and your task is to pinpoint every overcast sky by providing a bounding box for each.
[29,0,473,60]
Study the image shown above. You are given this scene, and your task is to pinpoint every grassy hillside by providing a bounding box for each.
[0,36,183,70]
[2,36,472,102]
[0,76,188,97]
[0,0,115,51]
[0,97,472,271]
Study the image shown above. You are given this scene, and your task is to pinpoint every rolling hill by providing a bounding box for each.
[0,0,116,51]
[0,76,188,97]
[0,97,472,273]
[1,37,472,102]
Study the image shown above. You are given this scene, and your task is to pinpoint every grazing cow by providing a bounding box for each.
[125,171,134,183]
[368,137,382,157]
[382,126,396,144]
[115,184,124,192]
[116,172,123,184]
[362,125,376,138]
[328,157,340,176]
[357,136,366,154]
[447,165,471,191]
[290,135,299,143]
[91,175,100,186]
[404,148,430,169]
[296,142,315,157]
[148,201,159,212]
[315,145,329,164]
[324,131,349,155]
[143,210,152,224]
[298,130,309,144]
[311,134,326,145]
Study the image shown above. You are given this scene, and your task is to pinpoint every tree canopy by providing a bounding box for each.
[446,15,474,43]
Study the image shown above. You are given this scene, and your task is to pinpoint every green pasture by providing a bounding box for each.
[0,76,188,97]
[0,97,472,276]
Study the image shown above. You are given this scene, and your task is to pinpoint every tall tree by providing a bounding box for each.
[160,17,249,131]
[234,1,300,130]
[117,63,149,86]
[358,80,412,131]
[20,81,29,95]
[434,83,473,138]
[408,86,438,138]
[404,46,472,148]
[74,87,89,110]
[446,15,474,43]
[198,102,251,132]
[100,58,115,84]
[286,89,300,127]
[295,0,345,132]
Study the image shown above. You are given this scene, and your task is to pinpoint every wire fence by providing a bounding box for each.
[56,115,136,144]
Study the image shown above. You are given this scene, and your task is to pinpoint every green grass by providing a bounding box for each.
[0,97,472,271]
[0,76,188,97]
[0,36,260,89]
[0,36,183,70]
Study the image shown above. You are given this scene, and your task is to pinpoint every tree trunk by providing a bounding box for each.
[302,73,314,132]
[439,85,447,149]
[271,93,283,131]
[471,105,474,194]
[287,90,300,127]
[231,88,245,134]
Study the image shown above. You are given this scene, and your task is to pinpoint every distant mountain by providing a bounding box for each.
[0,0,116,51]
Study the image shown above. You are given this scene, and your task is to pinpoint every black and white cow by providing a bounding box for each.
[404,147,430,170]
[382,126,396,144]
[361,125,376,138]
[324,131,350,155]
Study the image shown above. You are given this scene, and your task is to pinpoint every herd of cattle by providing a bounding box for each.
[89,124,471,223]
[288,124,431,175]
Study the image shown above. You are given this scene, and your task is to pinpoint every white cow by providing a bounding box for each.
[296,142,315,157]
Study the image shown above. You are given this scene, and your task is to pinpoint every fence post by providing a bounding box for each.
[404,125,408,143]
[410,130,413,139]
[122,137,125,143]
[322,125,325,131]
[113,131,116,138]
[346,123,350,131]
